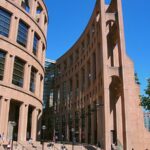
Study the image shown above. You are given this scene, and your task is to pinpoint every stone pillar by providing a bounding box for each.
[29,0,37,17]
[91,106,96,144]
[31,108,39,141]
[44,22,48,37]
[90,55,94,82]
[39,11,45,30]
[9,15,19,42]
[0,97,10,137]
[39,75,44,100]
[116,96,123,147]
[23,64,31,90]
[42,49,46,67]
[3,54,14,85]
[35,72,40,96]
[85,63,88,89]
[78,111,82,143]
[96,99,101,144]
[37,40,43,62]
[27,29,34,52]
[85,109,88,143]
[66,113,69,141]
[18,104,29,141]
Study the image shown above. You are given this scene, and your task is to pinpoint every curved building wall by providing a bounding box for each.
[0,0,48,141]
[54,0,150,149]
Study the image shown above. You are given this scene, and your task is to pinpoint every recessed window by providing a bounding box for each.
[30,67,37,93]
[12,57,25,87]
[17,20,29,47]
[0,50,6,80]
[0,8,11,37]
[35,3,43,23]
[21,0,30,13]
[33,33,40,56]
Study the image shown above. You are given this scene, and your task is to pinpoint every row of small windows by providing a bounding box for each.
[58,22,97,72]
[0,50,38,93]
[21,0,47,25]
[0,8,40,56]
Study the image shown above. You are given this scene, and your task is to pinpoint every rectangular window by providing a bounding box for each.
[0,8,11,37]
[33,33,39,55]
[17,20,29,47]
[12,57,25,87]
[30,67,37,93]
[0,50,6,80]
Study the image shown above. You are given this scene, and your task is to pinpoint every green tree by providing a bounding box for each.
[141,78,150,110]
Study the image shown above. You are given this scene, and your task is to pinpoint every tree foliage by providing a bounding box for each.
[141,78,150,110]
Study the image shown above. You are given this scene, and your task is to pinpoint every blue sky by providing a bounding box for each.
[45,0,150,95]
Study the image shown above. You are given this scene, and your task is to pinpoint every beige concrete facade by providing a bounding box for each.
[54,0,150,149]
[0,0,48,142]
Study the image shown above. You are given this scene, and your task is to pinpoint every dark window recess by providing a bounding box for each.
[0,8,11,37]
[33,33,39,55]
[12,57,25,87]
[21,0,30,13]
[17,20,29,47]
[0,50,6,80]
[30,67,37,93]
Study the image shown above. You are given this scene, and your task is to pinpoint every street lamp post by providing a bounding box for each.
[10,121,16,150]
[71,128,75,150]
[41,125,46,150]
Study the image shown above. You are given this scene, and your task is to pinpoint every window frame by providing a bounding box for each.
[17,20,29,47]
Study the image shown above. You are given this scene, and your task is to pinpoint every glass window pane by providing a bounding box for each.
[0,8,11,37]
[30,67,37,92]
[33,33,39,55]
[17,20,29,47]
[0,50,6,80]
[12,57,25,87]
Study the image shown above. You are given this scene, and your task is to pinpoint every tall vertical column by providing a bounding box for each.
[66,113,69,141]
[39,11,45,30]
[35,73,41,97]
[0,97,10,138]
[18,103,29,141]
[29,0,37,17]
[91,104,96,144]
[42,48,46,67]
[3,54,14,85]
[116,0,130,149]
[99,0,111,149]
[23,64,31,91]
[85,63,88,89]
[78,111,82,143]
[85,108,88,143]
[37,40,43,62]
[90,55,94,82]
[97,99,101,144]
[116,96,123,147]
[9,15,19,42]
[40,75,44,100]
[31,108,39,141]
[27,29,34,52]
